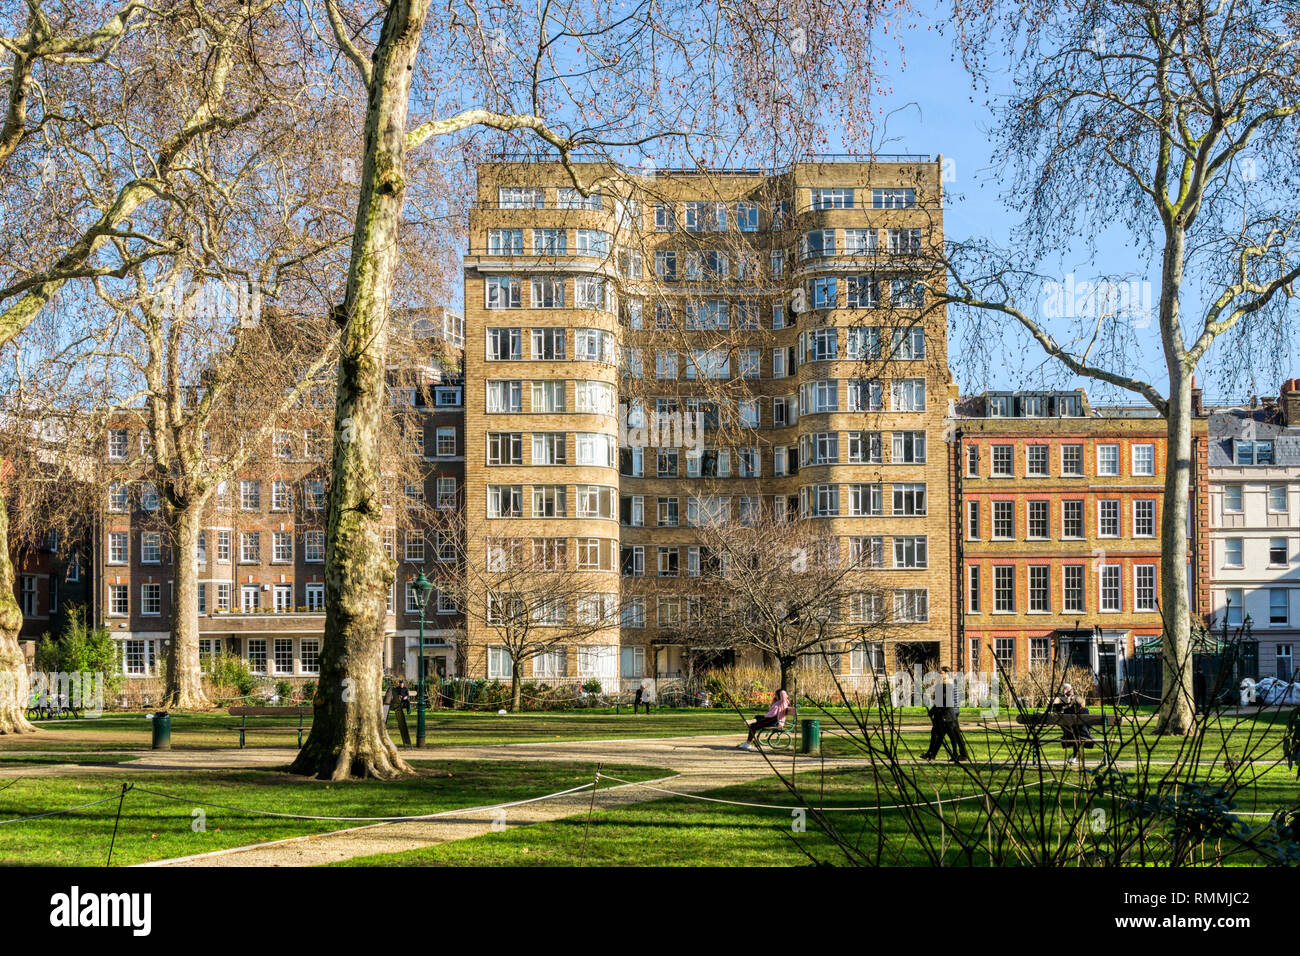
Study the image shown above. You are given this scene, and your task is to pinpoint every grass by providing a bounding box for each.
[339,760,1300,867]
[0,760,663,867]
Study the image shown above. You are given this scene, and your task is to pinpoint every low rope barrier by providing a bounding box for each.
[0,793,130,825]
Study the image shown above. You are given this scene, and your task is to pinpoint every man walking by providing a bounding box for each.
[921,667,969,762]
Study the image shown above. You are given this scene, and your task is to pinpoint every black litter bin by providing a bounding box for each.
[151,711,171,750]
[800,718,820,754]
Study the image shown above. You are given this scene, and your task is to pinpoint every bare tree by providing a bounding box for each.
[940,0,1300,734]
[644,505,892,692]
[294,0,903,778]
[0,1,288,732]
[436,511,622,710]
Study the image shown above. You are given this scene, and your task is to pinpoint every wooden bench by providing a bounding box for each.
[1015,712,1111,763]
[228,706,311,748]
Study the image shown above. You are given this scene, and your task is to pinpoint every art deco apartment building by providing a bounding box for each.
[94,331,465,692]
[955,388,1210,689]
[1207,381,1300,680]
[463,156,957,686]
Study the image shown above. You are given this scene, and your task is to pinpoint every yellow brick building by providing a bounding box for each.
[462,157,956,689]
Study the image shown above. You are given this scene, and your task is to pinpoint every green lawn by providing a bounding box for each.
[0,761,663,867]
[340,761,1300,867]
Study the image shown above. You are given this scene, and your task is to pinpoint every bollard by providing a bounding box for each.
[800,718,820,754]
[151,711,171,750]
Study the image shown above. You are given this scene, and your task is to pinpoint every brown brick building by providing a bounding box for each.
[92,329,464,692]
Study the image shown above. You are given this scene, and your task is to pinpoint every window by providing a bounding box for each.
[485,276,522,309]
[1237,440,1275,465]
[1223,484,1243,513]
[487,432,522,465]
[1098,500,1120,538]
[891,378,926,411]
[967,500,980,539]
[991,445,1014,476]
[873,187,916,209]
[1061,444,1083,476]
[1029,638,1050,670]
[141,583,161,616]
[140,483,159,511]
[892,483,927,516]
[1099,565,1122,611]
[1270,537,1289,566]
[1063,565,1085,612]
[1097,444,1120,476]
[892,326,926,360]
[486,327,522,360]
[300,638,321,674]
[894,589,929,622]
[992,501,1014,539]
[123,640,153,676]
[488,228,523,254]
[1062,501,1084,539]
[657,547,679,577]
[1132,443,1156,476]
[1027,565,1050,612]
[891,431,926,463]
[1224,588,1244,626]
[273,587,293,615]
[304,531,325,562]
[1277,644,1295,680]
[240,531,260,563]
[240,479,261,510]
[272,531,292,563]
[1135,565,1157,612]
[216,530,231,564]
[272,479,293,511]
[811,187,854,209]
[18,576,36,616]
[967,566,981,612]
[1027,501,1049,539]
[1269,588,1290,626]
[1134,500,1156,537]
[486,380,522,414]
[893,536,928,569]
[108,584,129,616]
[1269,485,1288,514]
[405,531,425,562]
[437,477,456,510]
[498,186,544,209]
[108,532,128,564]
[1224,538,1244,567]
[965,444,980,477]
[108,482,129,512]
[994,639,1015,674]
[1026,445,1049,476]
[243,638,266,674]
[530,276,564,308]
[108,429,129,460]
[993,566,1014,612]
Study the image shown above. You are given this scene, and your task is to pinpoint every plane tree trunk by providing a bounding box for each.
[290,0,428,780]
[0,487,35,734]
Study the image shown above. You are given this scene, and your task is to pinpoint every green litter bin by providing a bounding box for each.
[151,711,171,750]
[800,718,820,754]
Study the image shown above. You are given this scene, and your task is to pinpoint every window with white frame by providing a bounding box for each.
[1135,565,1157,612]
[1097,444,1120,476]
[141,583,161,615]
[1099,565,1122,611]
[1132,443,1155,476]
[240,532,260,563]
[305,583,324,612]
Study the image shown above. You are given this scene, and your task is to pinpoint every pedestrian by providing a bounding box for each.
[395,679,411,714]
[921,667,969,762]
[634,684,646,714]
[739,688,792,750]
[1054,682,1094,766]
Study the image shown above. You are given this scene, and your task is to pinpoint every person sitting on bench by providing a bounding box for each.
[1053,683,1094,765]
[739,689,791,750]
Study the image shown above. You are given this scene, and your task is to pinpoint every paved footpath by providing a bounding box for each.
[135,734,860,867]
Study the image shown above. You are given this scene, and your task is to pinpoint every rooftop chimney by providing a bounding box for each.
[1191,376,1203,416]
[1281,378,1300,427]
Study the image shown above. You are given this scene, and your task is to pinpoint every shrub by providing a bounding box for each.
[581,679,602,694]
[301,680,317,702]
[34,607,123,695]
[274,680,293,701]
[206,653,259,700]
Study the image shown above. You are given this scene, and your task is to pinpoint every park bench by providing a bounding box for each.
[1015,712,1111,764]
[26,693,83,721]
[228,705,311,748]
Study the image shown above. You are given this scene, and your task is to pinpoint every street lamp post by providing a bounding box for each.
[412,572,434,748]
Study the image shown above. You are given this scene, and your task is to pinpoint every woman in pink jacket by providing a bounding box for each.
[739,689,792,750]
